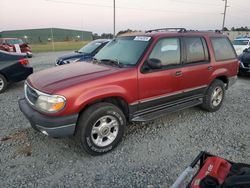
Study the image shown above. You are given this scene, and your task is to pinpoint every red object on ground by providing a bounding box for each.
[190,156,232,187]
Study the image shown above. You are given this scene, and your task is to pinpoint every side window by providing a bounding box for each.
[149,38,181,67]
[211,37,236,61]
[185,37,206,64]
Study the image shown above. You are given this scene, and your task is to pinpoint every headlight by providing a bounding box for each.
[36,94,66,113]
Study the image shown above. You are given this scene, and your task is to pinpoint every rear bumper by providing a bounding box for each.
[10,67,33,82]
[18,98,78,137]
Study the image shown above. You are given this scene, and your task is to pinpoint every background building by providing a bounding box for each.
[0,28,92,43]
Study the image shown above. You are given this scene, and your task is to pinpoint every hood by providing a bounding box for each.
[28,62,120,93]
[58,52,91,61]
[233,45,248,55]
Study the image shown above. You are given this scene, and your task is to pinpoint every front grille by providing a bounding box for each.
[25,83,38,105]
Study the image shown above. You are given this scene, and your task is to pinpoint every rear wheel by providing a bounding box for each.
[76,102,126,155]
[201,80,225,112]
[0,74,8,94]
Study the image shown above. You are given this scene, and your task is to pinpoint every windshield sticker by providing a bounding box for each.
[134,36,151,41]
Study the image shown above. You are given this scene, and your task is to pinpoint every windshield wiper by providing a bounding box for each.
[92,57,101,64]
[99,58,123,67]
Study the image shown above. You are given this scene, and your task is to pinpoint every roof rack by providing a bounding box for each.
[188,29,222,34]
[145,28,223,34]
[146,28,187,33]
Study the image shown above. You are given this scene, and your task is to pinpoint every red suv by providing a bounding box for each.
[0,38,32,58]
[19,28,239,155]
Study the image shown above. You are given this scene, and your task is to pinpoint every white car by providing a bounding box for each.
[233,37,250,55]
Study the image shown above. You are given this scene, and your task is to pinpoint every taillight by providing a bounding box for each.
[19,59,29,65]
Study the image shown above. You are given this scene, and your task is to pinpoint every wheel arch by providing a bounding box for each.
[78,96,130,121]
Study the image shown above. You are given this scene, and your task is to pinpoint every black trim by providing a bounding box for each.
[139,87,206,111]
[128,87,207,121]
[131,97,202,122]
[18,98,78,137]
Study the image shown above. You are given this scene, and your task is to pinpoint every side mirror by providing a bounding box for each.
[243,48,248,53]
[146,58,162,69]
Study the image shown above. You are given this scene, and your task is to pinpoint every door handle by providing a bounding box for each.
[207,66,213,70]
[175,71,182,76]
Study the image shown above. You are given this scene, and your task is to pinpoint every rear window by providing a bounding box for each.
[211,37,236,61]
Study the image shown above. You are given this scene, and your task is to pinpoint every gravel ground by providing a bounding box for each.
[0,52,250,187]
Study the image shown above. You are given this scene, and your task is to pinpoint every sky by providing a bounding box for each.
[0,0,249,34]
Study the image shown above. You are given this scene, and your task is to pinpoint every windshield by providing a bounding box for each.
[78,41,103,53]
[94,36,151,66]
[233,40,249,46]
[6,39,24,45]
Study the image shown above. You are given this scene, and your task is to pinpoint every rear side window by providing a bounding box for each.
[211,37,236,61]
[185,37,207,63]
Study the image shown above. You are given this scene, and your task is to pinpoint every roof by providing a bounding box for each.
[118,30,224,39]
[234,37,250,40]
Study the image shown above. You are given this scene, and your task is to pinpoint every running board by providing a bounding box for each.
[131,98,202,122]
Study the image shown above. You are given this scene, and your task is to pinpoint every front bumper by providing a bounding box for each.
[239,62,250,75]
[18,98,78,137]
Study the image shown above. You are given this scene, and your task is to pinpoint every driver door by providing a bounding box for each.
[138,37,184,111]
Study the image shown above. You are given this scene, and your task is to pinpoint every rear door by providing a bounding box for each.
[180,36,212,95]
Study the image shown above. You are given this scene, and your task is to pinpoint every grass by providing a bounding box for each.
[30,41,90,53]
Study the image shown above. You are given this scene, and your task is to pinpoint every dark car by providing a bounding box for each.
[55,39,111,66]
[0,50,33,93]
[238,47,250,75]
[0,38,32,58]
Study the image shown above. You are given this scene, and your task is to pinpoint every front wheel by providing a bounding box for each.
[76,102,126,155]
[201,80,225,112]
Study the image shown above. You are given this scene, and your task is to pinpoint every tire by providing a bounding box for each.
[0,74,8,94]
[27,53,32,58]
[76,102,126,155]
[201,79,225,112]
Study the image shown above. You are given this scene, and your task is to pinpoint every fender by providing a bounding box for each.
[74,84,133,113]
[209,67,229,85]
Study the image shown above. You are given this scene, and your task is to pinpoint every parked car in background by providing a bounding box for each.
[19,29,238,155]
[0,38,33,58]
[233,37,250,56]
[238,47,250,75]
[0,50,33,93]
[55,39,111,66]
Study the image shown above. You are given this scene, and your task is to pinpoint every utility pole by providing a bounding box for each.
[222,0,229,31]
[50,27,55,51]
[113,0,116,38]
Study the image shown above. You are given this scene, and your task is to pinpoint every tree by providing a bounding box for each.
[222,27,229,31]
